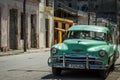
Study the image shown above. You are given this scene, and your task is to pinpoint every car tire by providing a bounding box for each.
[110,63,115,71]
[52,67,62,76]
[99,70,109,79]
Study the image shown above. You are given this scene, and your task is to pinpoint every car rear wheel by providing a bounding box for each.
[52,67,62,76]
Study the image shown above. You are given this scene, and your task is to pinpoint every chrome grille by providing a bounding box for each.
[58,55,103,65]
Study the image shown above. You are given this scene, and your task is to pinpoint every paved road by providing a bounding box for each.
[0,51,50,80]
[0,51,120,80]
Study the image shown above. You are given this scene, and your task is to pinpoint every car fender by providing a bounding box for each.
[113,45,119,60]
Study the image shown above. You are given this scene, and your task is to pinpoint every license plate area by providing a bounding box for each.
[67,63,85,69]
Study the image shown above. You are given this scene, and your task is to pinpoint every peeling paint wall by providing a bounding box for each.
[38,0,54,48]
[0,0,39,51]
[0,0,54,51]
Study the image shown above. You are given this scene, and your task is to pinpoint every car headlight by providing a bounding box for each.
[99,50,106,57]
[51,48,57,54]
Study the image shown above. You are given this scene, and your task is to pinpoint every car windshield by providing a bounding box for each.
[66,31,106,41]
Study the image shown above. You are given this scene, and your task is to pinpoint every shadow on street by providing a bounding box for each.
[41,70,104,80]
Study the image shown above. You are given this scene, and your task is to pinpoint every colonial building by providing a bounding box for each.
[54,0,95,25]
[38,0,54,48]
[78,0,119,43]
[0,0,54,51]
[53,0,76,44]
[54,0,78,23]
[77,0,117,23]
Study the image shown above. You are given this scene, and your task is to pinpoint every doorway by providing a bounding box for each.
[0,7,1,48]
[9,9,18,49]
[45,19,49,48]
[31,14,37,48]
[21,13,24,40]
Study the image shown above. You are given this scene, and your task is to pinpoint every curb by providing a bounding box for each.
[0,48,50,56]
[0,50,24,56]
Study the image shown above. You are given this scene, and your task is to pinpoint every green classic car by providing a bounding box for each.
[48,25,119,78]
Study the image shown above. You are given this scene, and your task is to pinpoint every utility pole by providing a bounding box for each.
[23,0,27,52]
[88,0,90,25]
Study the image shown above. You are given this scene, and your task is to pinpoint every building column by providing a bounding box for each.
[27,13,31,49]
[38,0,46,48]
[38,12,46,48]
[1,3,9,51]
[58,22,62,43]
[49,16,54,47]
[17,10,21,49]
[65,23,69,30]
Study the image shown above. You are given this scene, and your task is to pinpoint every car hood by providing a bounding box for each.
[53,39,108,56]
[63,39,107,48]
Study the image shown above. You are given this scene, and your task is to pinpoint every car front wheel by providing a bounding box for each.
[99,70,109,79]
[52,67,62,76]
[110,63,115,71]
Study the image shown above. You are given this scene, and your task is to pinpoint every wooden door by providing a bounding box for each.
[9,9,18,49]
[31,14,37,48]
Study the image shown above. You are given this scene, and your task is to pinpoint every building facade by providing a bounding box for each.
[0,0,54,51]
[55,0,96,25]
[38,0,54,48]
[77,0,117,23]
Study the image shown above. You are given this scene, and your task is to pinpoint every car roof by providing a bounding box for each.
[68,25,109,33]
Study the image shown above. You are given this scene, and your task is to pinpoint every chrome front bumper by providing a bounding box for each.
[48,54,109,70]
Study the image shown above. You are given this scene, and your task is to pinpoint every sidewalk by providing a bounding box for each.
[0,48,50,56]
